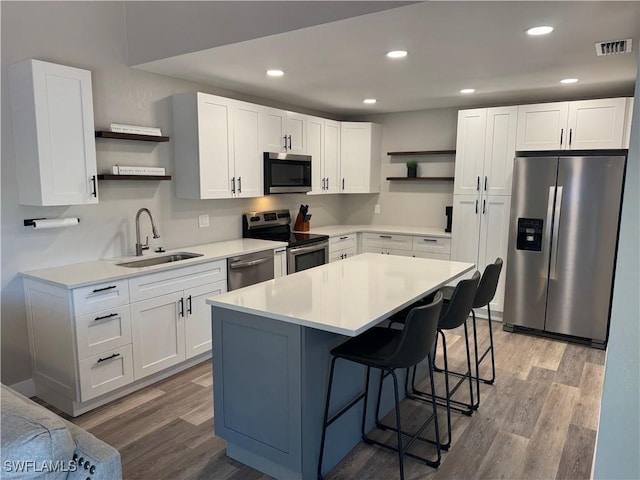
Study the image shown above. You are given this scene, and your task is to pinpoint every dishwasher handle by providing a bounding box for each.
[229,257,271,269]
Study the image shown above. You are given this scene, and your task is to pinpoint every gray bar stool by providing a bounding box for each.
[317,292,444,480]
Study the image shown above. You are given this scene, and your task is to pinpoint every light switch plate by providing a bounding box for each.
[374,204,381,214]
[198,214,210,228]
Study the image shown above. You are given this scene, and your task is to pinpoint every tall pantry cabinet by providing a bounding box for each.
[451,107,517,314]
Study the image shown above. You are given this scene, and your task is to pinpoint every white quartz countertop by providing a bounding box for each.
[304,224,451,238]
[207,253,474,336]
[21,239,287,289]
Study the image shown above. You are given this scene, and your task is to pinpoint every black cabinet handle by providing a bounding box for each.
[484,176,488,191]
[92,285,116,293]
[560,128,564,146]
[94,313,118,322]
[326,178,329,190]
[288,135,292,150]
[483,199,486,214]
[340,236,349,240]
[569,128,572,147]
[237,177,242,193]
[187,295,192,315]
[476,176,480,191]
[379,235,392,239]
[231,177,235,194]
[342,178,345,190]
[90,175,97,197]
[423,238,438,242]
[178,297,184,317]
[97,353,120,364]
[475,199,478,214]
[283,136,288,150]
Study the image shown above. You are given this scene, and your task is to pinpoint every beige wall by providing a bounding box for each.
[1,2,458,385]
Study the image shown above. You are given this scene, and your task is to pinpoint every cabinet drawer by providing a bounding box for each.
[412,236,451,255]
[329,234,357,253]
[79,344,133,401]
[76,305,132,360]
[412,251,451,261]
[362,233,413,251]
[72,279,129,317]
[129,260,226,302]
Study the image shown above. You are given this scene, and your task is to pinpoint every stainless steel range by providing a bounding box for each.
[242,209,329,274]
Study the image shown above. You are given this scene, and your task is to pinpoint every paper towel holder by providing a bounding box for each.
[24,218,81,227]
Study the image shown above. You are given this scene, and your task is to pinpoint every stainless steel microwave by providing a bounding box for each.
[263,152,312,194]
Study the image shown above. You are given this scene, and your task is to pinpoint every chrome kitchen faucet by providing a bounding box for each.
[135,208,160,256]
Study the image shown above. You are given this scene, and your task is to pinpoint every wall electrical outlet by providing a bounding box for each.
[198,214,210,228]
[374,204,381,214]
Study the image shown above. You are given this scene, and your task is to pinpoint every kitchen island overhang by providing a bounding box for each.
[207,253,475,479]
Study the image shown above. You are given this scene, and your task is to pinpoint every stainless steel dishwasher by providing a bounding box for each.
[227,249,275,291]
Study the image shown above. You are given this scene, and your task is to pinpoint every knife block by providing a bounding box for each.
[294,213,309,232]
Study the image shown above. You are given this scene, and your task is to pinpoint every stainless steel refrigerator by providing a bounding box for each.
[503,151,626,347]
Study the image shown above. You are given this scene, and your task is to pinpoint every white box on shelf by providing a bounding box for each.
[110,123,162,136]
[111,166,166,176]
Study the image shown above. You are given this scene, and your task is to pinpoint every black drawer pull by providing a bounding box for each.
[379,235,392,239]
[92,285,116,293]
[96,353,120,363]
[339,236,349,240]
[422,239,438,242]
[94,313,118,322]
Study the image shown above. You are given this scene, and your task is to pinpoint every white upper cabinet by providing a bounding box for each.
[516,98,629,151]
[9,59,98,206]
[173,93,261,199]
[308,117,341,195]
[259,108,307,154]
[454,106,516,196]
[340,122,381,194]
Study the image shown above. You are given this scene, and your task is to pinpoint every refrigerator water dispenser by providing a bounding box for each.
[516,218,543,251]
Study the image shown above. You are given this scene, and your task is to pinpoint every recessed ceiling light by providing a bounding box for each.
[460,88,476,94]
[266,69,284,77]
[527,26,554,36]
[560,78,579,84]
[363,98,377,104]
[386,50,408,58]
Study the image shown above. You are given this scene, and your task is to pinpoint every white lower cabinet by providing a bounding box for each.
[274,248,287,277]
[362,232,451,259]
[329,234,357,262]
[23,259,227,415]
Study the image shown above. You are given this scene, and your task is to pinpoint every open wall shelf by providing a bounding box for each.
[97,174,171,181]
[387,150,455,156]
[386,176,454,181]
[95,131,170,142]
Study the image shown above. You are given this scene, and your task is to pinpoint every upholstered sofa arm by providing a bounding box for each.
[63,421,122,480]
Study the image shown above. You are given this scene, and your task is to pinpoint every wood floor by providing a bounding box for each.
[39,321,606,480]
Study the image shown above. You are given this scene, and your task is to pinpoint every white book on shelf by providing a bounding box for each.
[112,166,166,176]
[110,123,162,136]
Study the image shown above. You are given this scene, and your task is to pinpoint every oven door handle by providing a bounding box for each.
[288,243,328,255]
[229,258,271,269]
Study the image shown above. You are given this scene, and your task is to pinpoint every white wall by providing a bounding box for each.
[0,2,455,387]
[342,108,457,228]
[593,68,639,478]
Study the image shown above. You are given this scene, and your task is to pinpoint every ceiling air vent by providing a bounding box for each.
[595,39,633,56]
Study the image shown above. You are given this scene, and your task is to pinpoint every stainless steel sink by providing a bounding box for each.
[117,252,203,268]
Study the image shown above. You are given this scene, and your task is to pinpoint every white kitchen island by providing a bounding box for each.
[207,253,474,479]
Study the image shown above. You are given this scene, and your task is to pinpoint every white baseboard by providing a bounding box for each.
[9,378,36,398]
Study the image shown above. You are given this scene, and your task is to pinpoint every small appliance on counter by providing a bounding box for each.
[243,209,328,274]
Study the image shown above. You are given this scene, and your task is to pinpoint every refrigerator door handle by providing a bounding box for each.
[544,186,556,275]
[550,186,563,280]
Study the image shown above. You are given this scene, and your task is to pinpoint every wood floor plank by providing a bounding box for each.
[555,424,597,480]
[180,400,215,426]
[523,382,580,479]
[571,362,605,431]
[476,430,529,479]
[191,372,214,388]
[555,344,589,387]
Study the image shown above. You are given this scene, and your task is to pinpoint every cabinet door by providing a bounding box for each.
[9,59,97,206]
[286,112,307,154]
[567,98,627,150]
[233,102,262,198]
[451,194,482,264]
[484,107,517,196]
[198,94,234,198]
[260,108,287,153]
[454,109,487,195]
[185,280,226,359]
[516,102,568,151]
[307,116,325,194]
[324,120,341,194]
[477,195,511,312]
[274,249,287,277]
[130,292,185,380]
[341,122,372,193]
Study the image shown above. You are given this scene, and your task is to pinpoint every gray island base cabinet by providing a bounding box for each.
[209,253,474,479]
